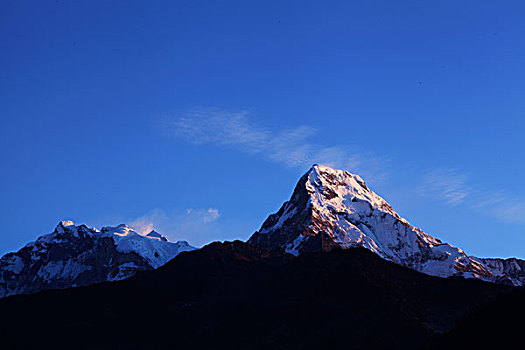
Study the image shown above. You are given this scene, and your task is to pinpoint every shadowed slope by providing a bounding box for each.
[429,286,525,348]
[0,241,511,349]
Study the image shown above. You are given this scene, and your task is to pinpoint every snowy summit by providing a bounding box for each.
[0,221,196,298]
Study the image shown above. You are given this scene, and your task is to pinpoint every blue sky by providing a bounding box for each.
[1,0,524,259]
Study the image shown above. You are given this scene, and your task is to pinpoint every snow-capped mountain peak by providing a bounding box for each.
[0,221,196,298]
[308,164,397,216]
[54,220,92,237]
[58,220,75,228]
[249,164,525,285]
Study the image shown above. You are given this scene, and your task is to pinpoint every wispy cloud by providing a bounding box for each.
[187,208,220,223]
[416,169,471,206]
[163,107,525,227]
[470,191,525,226]
[162,107,385,181]
[417,168,525,225]
[128,207,251,247]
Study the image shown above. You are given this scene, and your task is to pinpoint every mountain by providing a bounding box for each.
[249,164,525,285]
[0,220,195,298]
[0,241,511,350]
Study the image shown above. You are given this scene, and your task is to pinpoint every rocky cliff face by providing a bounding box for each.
[249,164,524,285]
[0,221,195,298]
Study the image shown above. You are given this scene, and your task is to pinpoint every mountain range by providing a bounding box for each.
[0,241,515,349]
[0,220,195,298]
[0,164,523,348]
[1,164,524,300]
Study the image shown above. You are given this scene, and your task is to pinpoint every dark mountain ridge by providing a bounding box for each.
[0,241,511,349]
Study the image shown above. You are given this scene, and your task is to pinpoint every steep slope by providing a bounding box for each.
[0,241,510,350]
[249,164,524,285]
[0,220,195,298]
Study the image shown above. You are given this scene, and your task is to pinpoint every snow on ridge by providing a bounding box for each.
[146,230,168,242]
[77,223,198,268]
[22,220,196,269]
[308,164,402,219]
[102,225,183,268]
[37,260,92,281]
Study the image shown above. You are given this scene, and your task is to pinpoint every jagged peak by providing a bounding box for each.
[310,163,358,177]
[306,164,370,194]
[59,220,75,227]
[55,220,98,235]
[54,220,80,236]
[50,222,178,244]
[301,164,398,219]
[146,230,168,242]
[310,163,358,179]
